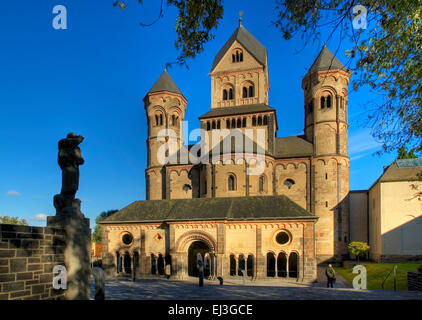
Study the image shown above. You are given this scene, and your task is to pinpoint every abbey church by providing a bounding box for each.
[100,20,353,283]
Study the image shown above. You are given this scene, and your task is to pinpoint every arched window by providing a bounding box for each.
[231,118,236,128]
[217,120,221,129]
[229,254,236,276]
[237,118,241,128]
[212,121,216,130]
[277,252,287,277]
[228,174,236,191]
[252,116,257,126]
[242,117,246,127]
[238,254,245,276]
[243,87,248,98]
[207,121,210,131]
[223,89,228,101]
[155,115,159,126]
[284,179,295,189]
[247,254,254,277]
[288,252,298,278]
[327,95,332,108]
[263,115,268,125]
[259,176,265,193]
[226,119,231,129]
[257,116,262,126]
[229,88,234,100]
[308,101,314,113]
[159,114,163,125]
[321,96,326,109]
[232,49,243,63]
[266,252,275,277]
[249,85,254,97]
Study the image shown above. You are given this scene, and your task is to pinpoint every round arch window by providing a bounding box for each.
[275,231,290,245]
[121,232,134,246]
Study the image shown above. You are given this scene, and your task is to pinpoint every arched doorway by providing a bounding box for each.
[123,252,131,274]
[277,252,287,278]
[188,241,209,277]
[289,252,298,278]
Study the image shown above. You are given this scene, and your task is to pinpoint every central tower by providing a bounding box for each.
[209,19,270,109]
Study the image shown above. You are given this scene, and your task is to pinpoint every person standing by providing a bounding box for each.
[197,253,204,287]
[165,263,171,280]
[325,264,336,288]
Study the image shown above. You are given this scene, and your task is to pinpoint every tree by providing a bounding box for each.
[114,0,422,156]
[397,145,418,159]
[348,241,370,262]
[92,210,118,243]
[0,216,28,225]
[114,0,223,66]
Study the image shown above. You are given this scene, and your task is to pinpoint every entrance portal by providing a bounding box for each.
[188,241,209,277]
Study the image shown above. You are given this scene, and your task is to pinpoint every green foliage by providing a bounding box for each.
[348,241,370,261]
[273,0,422,155]
[0,216,28,225]
[114,0,223,67]
[397,145,418,159]
[92,210,118,243]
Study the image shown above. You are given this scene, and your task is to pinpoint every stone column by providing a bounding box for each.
[47,212,90,300]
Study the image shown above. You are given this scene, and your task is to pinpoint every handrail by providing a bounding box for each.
[381,265,397,291]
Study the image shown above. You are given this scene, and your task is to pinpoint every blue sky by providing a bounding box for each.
[0,1,397,228]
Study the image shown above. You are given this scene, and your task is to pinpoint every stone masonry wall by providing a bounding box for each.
[0,224,66,300]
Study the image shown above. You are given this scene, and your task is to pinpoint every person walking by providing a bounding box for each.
[325,264,336,288]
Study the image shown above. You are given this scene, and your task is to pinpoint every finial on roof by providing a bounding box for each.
[239,11,243,26]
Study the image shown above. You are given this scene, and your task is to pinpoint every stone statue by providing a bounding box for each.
[53,132,85,216]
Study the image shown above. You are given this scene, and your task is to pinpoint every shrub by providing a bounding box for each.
[348,242,370,262]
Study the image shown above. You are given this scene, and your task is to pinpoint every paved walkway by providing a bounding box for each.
[90,277,422,300]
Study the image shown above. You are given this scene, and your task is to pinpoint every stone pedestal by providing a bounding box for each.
[47,201,91,300]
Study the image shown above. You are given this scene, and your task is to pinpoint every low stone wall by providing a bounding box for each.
[0,224,67,300]
[408,271,422,291]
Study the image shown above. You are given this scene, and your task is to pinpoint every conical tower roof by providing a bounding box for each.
[305,46,348,77]
[148,69,183,95]
[211,24,267,71]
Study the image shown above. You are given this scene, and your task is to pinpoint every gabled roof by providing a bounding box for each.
[379,159,422,183]
[305,46,348,77]
[211,25,267,72]
[148,70,183,95]
[99,195,316,224]
[199,104,275,119]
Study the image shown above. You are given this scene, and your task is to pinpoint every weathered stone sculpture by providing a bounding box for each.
[47,132,90,300]
[53,133,85,217]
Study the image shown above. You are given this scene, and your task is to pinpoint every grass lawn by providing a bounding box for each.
[334,262,420,291]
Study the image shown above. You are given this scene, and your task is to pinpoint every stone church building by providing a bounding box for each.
[100,21,352,283]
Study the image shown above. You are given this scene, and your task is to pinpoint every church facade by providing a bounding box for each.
[100,21,352,283]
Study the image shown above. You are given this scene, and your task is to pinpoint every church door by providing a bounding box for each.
[188,241,209,277]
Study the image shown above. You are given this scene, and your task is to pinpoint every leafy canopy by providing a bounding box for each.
[0,216,28,225]
[92,210,118,243]
[348,241,370,259]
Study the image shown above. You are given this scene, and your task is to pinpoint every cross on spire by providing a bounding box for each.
[239,11,243,26]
